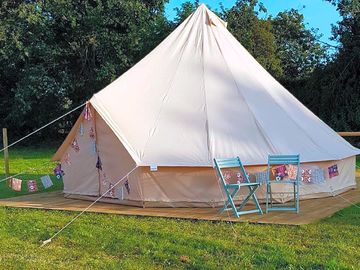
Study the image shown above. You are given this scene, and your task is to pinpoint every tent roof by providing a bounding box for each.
[90,4,360,166]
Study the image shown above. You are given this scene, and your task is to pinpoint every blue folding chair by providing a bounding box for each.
[266,154,301,213]
[214,157,263,218]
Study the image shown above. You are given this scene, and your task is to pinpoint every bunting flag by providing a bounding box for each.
[287,164,298,180]
[311,168,325,184]
[328,164,339,178]
[62,153,71,166]
[54,163,65,179]
[223,171,232,184]
[71,138,80,153]
[116,187,124,200]
[255,170,267,184]
[301,169,312,184]
[124,179,130,194]
[89,127,95,140]
[41,175,53,189]
[83,103,92,121]
[92,141,97,154]
[272,165,287,180]
[109,183,115,198]
[101,172,108,187]
[10,178,22,192]
[79,123,84,136]
[27,180,38,192]
[96,156,102,170]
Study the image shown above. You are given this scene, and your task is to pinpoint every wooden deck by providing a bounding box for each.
[0,178,359,225]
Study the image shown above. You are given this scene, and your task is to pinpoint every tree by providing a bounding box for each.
[271,9,327,80]
[303,0,360,138]
[173,0,200,25]
[221,0,283,78]
[0,0,169,141]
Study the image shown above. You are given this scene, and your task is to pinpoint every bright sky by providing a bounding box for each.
[165,0,341,47]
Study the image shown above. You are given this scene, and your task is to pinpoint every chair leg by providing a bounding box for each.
[266,183,269,213]
[220,188,240,217]
[250,186,263,214]
[296,182,300,213]
[237,186,262,215]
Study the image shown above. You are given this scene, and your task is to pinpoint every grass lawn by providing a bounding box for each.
[0,147,62,199]
[0,148,359,269]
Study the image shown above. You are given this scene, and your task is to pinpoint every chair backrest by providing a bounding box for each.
[213,157,248,187]
[267,154,300,181]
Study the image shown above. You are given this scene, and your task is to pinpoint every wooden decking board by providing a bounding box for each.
[0,179,359,225]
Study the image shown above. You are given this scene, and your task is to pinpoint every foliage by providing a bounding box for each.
[173,0,200,25]
[300,0,360,139]
[221,0,283,78]
[271,9,327,79]
[0,0,169,141]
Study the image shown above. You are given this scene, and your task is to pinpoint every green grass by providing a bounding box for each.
[0,205,359,269]
[0,149,359,269]
[0,147,62,199]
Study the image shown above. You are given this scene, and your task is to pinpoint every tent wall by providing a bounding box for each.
[95,111,142,202]
[64,152,356,207]
[61,112,99,196]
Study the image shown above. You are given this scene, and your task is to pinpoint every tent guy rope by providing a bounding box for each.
[40,165,138,247]
[0,103,85,153]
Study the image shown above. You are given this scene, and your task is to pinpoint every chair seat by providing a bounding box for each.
[267,180,298,184]
[225,182,260,188]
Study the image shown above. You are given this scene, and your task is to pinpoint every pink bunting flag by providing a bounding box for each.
[71,138,80,153]
[83,103,92,121]
[10,178,22,192]
[61,153,71,166]
[287,164,298,180]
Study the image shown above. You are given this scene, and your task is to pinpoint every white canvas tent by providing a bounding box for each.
[53,4,359,207]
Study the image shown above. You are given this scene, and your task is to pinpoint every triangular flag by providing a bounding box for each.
[124,179,130,194]
[96,156,102,170]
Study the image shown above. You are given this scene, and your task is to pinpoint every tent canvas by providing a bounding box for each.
[53,4,359,207]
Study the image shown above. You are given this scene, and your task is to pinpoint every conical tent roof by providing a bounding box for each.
[90,4,359,166]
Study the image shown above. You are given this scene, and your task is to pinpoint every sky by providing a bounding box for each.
[165,0,341,47]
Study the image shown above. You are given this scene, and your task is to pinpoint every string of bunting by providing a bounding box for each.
[0,155,65,194]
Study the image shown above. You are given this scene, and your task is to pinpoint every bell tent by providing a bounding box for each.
[53,4,359,207]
